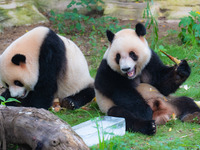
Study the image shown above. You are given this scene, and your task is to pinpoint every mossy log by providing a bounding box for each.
[0,106,89,150]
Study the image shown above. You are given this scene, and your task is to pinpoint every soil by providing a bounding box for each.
[0,19,180,54]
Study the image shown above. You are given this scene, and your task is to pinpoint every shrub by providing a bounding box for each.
[178,11,200,46]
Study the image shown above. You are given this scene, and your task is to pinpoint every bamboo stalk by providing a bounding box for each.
[160,50,181,65]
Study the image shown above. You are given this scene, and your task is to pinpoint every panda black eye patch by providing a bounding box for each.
[115,53,121,64]
[129,51,138,61]
[14,80,24,87]
[5,83,9,88]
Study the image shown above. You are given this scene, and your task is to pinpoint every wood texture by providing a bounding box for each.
[0,106,89,150]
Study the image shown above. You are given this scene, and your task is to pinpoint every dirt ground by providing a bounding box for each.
[0,19,180,54]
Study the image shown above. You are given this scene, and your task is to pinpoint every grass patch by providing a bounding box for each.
[91,121,200,149]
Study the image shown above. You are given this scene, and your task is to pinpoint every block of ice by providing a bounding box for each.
[72,116,125,147]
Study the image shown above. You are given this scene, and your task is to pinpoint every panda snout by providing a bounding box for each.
[121,66,136,79]
[122,67,131,72]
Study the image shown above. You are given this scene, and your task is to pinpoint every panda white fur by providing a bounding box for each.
[95,23,200,135]
[0,26,95,109]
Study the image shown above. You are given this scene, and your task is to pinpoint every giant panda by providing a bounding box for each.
[0,26,95,109]
[94,23,200,135]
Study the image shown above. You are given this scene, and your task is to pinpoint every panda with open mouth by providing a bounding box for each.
[95,23,200,135]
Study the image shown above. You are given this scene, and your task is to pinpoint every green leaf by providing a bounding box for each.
[73,8,78,13]
[76,2,82,5]
[0,96,5,102]
[189,11,198,18]
[6,98,21,103]
[179,16,193,27]
[67,0,76,8]
[97,6,102,11]
[158,45,164,50]
[50,10,55,16]
[76,23,82,31]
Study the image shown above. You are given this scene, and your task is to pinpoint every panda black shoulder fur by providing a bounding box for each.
[95,23,200,135]
[0,26,95,109]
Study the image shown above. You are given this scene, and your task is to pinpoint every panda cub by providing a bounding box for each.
[137,83,200,125]
[0,26,95,109]
[95,23,200,135]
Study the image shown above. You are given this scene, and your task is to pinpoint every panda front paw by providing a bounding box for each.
[128,119,156,135]
[139,120,156,135]
[176,60,191,79]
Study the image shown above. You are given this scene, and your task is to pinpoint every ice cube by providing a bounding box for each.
[72,116,125,147]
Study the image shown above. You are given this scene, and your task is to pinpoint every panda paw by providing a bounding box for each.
[140,120,156,135]
[132,120,156,135]
[176,60,191,78]
[60,98,76,110]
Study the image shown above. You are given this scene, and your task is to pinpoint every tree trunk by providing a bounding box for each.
[0,105,89,150]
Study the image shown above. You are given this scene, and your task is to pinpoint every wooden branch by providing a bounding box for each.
[0,106,89,150]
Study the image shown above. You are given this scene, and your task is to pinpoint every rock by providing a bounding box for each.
[102,0,147,20]
[0,0,48,28]
[102,0,200,20]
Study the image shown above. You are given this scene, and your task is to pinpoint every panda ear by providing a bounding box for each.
[106,30,115,43]
[135,23,146,37]
[11,54,26,65]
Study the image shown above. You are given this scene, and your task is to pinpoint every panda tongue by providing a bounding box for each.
[127,69,135,77]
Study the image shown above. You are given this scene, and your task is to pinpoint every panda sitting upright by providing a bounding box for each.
[94,23,200,135]
[0,26,95,109]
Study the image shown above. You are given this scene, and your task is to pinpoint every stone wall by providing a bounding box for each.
[102,0,200,20]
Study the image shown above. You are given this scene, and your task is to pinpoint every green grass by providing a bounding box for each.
[91,120,200,149]
[53,102,104,126]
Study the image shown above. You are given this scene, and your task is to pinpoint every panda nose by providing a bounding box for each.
[122,67,130,72]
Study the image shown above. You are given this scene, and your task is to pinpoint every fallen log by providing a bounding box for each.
[0,105,89,150]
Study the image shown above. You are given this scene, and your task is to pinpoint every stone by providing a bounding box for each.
[0,0,48,28]
[101,0,200,20]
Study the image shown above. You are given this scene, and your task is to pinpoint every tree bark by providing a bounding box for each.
[0,105,89,150]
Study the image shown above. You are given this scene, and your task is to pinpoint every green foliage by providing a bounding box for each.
[50,0,105,35]
[67,0,104,12]
[50,10,128,36]
[143,0,159,50]
[178,11,200,46]
[0,96,20,106]
[50,0,131,36]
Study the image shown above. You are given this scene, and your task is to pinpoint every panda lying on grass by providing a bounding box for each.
[0,26,95,109]
[94,23,200,135]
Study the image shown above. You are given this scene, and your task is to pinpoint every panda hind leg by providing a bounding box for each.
[60,87,95,109]
[170,96,200,123]
[108,106,156,135]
